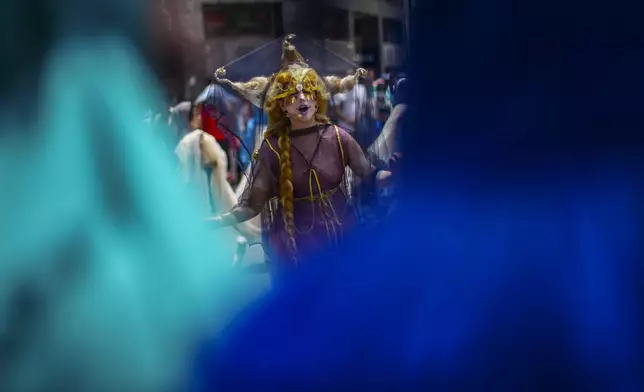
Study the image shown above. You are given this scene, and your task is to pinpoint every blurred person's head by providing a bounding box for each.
[170,101,191,119]
[372,77,385,89]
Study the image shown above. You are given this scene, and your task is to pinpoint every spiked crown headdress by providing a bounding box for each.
[214,34,367,109]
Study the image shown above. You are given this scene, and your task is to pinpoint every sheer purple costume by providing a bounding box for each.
[237,123,374,270]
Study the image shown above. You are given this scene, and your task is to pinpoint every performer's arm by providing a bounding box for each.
[206,205,260,227]
[207,142,275,227]
[341,127,393,187]
[200,132,224,169]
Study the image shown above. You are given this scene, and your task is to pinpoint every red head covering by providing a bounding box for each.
[200,104,226,141]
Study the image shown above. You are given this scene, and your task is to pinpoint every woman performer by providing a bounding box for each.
[207,35,392,278]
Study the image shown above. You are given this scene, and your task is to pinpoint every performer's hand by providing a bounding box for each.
[388,152,403,172]
[375,170,393,188]
[232,236,249,268]
[205,215,224,229]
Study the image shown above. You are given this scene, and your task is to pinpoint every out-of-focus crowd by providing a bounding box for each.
[146,68,407,187]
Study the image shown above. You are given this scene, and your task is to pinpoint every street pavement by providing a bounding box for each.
[237,243,271,294]
[226,240,271,316]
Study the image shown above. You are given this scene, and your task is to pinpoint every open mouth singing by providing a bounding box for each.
[298,105,309,114]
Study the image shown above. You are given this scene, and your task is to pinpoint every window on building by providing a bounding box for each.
[384,0,404,8]
[321,6,350,41]
[202,3,282,38]
[383,17,404,44]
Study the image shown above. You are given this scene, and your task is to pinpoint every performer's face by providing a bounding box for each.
[281,91,317,123]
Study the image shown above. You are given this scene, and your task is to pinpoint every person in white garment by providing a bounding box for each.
[175,103,256,266]
[333,69,370,135]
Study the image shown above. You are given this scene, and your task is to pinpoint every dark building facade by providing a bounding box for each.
[162,0,406,100]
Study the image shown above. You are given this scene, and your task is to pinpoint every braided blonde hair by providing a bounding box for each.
[265,70,331,262]
[276,127,298,262]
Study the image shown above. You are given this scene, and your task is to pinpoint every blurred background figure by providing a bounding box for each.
[238,101,257,171]
[169,100,193,143]
[175,101,223,215]
[382,76,408,158]
[0,0,246,391]
[371,77,392,135]
[334,69,369,132]
[195,83,242,185]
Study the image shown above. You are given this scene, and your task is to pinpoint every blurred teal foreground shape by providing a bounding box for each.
[0,35,242,391]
